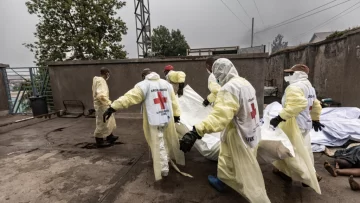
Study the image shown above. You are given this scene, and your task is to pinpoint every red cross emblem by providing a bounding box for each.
[153,91,167,109]
[250,103,257,119]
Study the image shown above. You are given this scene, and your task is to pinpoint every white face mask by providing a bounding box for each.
[207,69,211,74]
[106,73,110,81]
[284,71,306,84]
[284,75,291,82]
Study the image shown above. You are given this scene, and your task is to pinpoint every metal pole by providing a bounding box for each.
[147,0,152,56]
[140,0,146,57]
[12,84,22,113]
[134,0,140,58]
[29,68,37,96]
[15,89,26,114]
[251,18,254,47]
[1,67,12,113]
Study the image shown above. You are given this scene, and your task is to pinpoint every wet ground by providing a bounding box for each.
[0,115,30,126]
[0,116,358,203]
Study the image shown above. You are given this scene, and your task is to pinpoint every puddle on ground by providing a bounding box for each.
[53,128,64,132]
[75,142,125,149]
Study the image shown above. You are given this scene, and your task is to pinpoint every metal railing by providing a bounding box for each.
[5,67,54,114]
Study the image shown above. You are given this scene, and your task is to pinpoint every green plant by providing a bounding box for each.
[326,26,360,40]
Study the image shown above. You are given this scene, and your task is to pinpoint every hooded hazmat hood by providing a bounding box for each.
[212,58,239,86]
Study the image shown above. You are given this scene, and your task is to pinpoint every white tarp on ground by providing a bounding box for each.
[178,85,295,163]
[264,102,360,152]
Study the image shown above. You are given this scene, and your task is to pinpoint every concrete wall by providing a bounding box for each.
[267,46,313,96]
[265,54,286,96]
[48,54,267,115]
[313,39,347,102]
[342,33,360,107]
[267,29,360,107]
[0,64,9,113]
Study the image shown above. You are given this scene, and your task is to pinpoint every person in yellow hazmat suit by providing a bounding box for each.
[270,64,324,193]
[179,58,271,203]
[164,65,186,97]
[103,69,189,181]
[92,67,118,147]
[202,56,221,107]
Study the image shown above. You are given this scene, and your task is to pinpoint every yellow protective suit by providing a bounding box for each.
[92,76,116,138]
[206,73,221,103]
[166,70,186,94]
[308,99,322,165]
[195,58,270,203]
[311,99,322,121]
[111,73,185,181]
[273,81,321,194]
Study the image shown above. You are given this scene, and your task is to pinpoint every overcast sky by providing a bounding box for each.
[1,0,360,67]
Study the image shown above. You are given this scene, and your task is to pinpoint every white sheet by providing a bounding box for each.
[264,102,360,152]
[178,85,295,162]
[178,85,221,161]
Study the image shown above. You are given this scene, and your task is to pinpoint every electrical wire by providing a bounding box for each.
[236,0,251,19]
[235,0,263,31]
[261,0,337,31]
[255,0,351,33]
[292,1,360,41]
[251,0,265,26]
[219,0,249,28]
[219,1,265,47]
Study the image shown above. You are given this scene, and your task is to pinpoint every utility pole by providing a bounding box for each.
[134,0,152,58]
[251,18,254,47]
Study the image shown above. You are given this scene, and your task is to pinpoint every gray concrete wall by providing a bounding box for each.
[312,39,347,102]
[342,33,360,107]
[48,54,267,115]
[266,54,286,96]
[267,29,360,107]
[267,47,311,96]
[0,64,9,112]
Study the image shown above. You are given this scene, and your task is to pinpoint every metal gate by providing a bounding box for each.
[4,67,54,114]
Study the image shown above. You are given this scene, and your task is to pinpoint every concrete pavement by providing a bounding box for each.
[0,116,358,203]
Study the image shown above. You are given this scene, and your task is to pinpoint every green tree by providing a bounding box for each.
[24,0,128,66]
[151,25,190,57]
